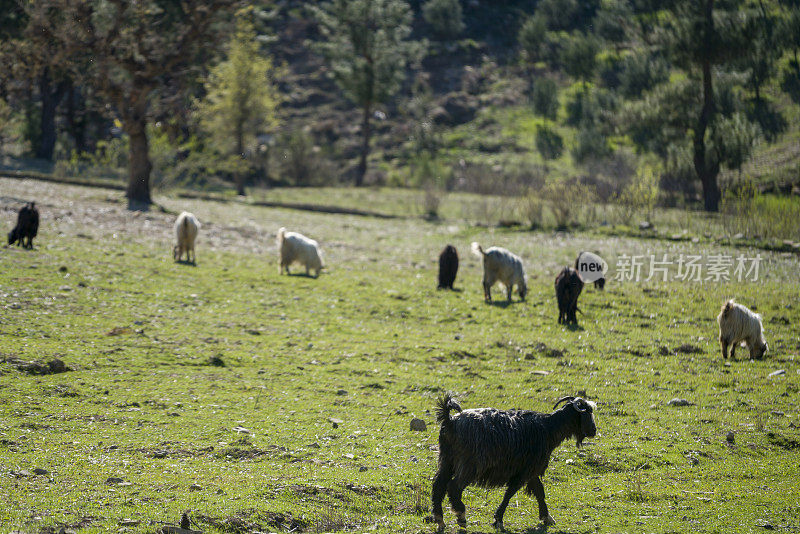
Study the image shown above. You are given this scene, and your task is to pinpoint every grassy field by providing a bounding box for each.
[1,178,799,534]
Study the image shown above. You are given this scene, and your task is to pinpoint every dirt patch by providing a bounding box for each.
[525,342,565,359]
[767,431,800,450]
[197,509,308,533]
[674,344,704,355]
[3,357,70,375]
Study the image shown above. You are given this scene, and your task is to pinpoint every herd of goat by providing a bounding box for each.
[5,201,771,531]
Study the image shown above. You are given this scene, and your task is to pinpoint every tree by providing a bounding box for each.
[561,33,598,91]
[519,14,547,64]
[660,0,749,211]
[313,0,424,186]
[423,0,465,40]
[37,0,239,207]
[196,9,280,195]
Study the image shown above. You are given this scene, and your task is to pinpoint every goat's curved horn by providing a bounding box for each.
[571,399,587,412]
[553,396,575,409]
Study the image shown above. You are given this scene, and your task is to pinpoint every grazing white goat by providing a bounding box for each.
[277,227,323,278]
[173,211,200,264]
[471,242,527,302]
[717,299,768,360]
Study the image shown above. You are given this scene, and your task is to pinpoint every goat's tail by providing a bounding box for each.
[276,227,286,248]
[721,299,735,317]
[470,242,484,258]
[435,393,462,427]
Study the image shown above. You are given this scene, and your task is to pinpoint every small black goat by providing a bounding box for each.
[555,267,583,325]
[8,202,39,249]
[432,393,597,531]
[437,245,459,290]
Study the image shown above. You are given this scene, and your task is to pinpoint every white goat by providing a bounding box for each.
[277,227,323,278]
[471,242,527,302]
[173,211,200,264]
[717,299,768,360]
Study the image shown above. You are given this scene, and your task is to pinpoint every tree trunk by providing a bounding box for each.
[356,102,371,187]
[36,69,69,161]
[125,116,153,207]
[65,83,87,154]
[693,0,721,212]
[235,121,246,195]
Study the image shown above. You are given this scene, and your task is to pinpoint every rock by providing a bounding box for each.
[768,369,786,377]
[329,417,343,428]
[33,468,49,475]
[232,426,250,434]
[105,477,124,485]
[309,442,321,449]
[343,453,355,459]
[667,398,693,407]
[12,469,32,477]
[359,466,368,472]
[410,418,427,431]
[118,519,140,526]
[336,389,348,396]
[189,483,202,491]
[726,431,735,443]
[532,370,550,376]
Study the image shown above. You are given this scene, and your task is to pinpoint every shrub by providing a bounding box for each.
[542,179,596,229]
[619,52,669,98]
[519,15,547,62]
[275,129,336,186]
[531,78,559,120]
[423,0,465,40]
[572,125,611,163]
[615,167,659,225]
[535,124,563,163]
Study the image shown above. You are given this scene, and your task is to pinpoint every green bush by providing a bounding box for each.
[531,78,559,120]
[519,15,547,62]
[619,52,669,98]
[535,124,563,162]
[572,126,610,163]
[422,0,464,40]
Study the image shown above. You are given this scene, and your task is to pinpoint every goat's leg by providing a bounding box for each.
[730,342,737,359]
[720,338,728,359]
[493,478,523,531]
[528,477,555,526]
[446,479,467,529]
[506,284,513,302]
[431,465,451,531]
[483,278,492,302]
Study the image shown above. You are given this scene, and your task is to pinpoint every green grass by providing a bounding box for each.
[1,178,799,533]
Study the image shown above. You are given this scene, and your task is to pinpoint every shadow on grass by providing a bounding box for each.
[486,299,524,308]
[174,259,197,267]
[565,323,585,332]
[285,272,319,278]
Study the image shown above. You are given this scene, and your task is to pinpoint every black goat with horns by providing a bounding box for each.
[431,393,597,531]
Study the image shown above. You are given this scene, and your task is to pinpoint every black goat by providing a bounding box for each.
[432,394,597,531]
[437,245,459,290]
[574,252,605,290]
[8,202,39,249]
[555,267,583,325]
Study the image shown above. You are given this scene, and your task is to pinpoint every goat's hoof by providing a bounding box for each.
[542,515,556,526]
[492,519,505,531]
[456,512,467,528]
